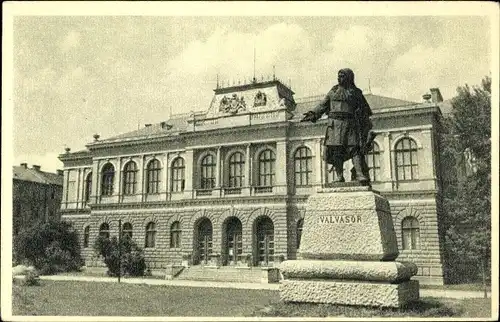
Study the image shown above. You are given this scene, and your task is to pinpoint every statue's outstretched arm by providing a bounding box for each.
[300,92,330,123]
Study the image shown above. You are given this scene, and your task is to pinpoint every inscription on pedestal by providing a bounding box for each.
[319,215,362,224]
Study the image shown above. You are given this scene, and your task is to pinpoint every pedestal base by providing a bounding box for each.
[280,279,419,308]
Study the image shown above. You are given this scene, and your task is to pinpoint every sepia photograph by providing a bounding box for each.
[2,1,498,321]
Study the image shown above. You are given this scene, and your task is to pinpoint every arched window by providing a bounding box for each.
[201,154,216,189]
[99,223,110,239]
[296,218,304,249]
[146,159,161,194]
[258,149,276,186]
[83,226,90,248]
[294,147,313,187]
[228,152,245,188]
[145,222,156,248]
[170,221,182,248]
[171,157,185,192]
[366,143,381,182]
[122,222,133,239]
[84,172,92,202]
[395,138,418,181]
[401,217,420,250]
[101,164,114,196]
[122,161,137,195]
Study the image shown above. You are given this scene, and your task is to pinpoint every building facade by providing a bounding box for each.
[59,79,448,284]
[13,164,64,235]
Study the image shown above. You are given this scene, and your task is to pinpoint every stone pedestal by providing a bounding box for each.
[280,185,419,308]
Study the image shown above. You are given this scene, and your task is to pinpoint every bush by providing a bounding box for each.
[94,235,146,277]
[23,271,40,286]
[14,220,83,275]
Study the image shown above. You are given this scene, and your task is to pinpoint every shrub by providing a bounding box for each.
[94,235,146,277]
[23,271,40,286]
[14,220,83,275]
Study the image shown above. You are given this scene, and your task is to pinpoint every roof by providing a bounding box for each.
[292,93,419,121]
[104,114,190,141]
[95,93,420,143]
[13,166,63,186]
[438,99,453,115]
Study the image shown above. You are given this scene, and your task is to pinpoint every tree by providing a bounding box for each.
[441,76,491,296]
[14,219,84,274]
[93,235,146,277]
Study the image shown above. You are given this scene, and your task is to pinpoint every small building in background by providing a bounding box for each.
[12,163,64,235]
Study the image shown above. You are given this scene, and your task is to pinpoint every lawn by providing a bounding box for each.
[12,280,493,318]
[419,282,491,292]
[253,297,493,318]
[13,280,278,317]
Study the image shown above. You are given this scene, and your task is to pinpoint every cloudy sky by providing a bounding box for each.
[6,4,494,172]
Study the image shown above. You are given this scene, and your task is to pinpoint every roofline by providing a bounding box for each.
[13,177,62,186]
[214,79,295,95]
[58,151,93,162]
[295,93,419,105]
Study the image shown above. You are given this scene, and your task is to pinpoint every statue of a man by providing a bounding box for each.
[301,68,375,185]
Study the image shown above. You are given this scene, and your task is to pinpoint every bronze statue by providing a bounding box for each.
[301,68,376,185]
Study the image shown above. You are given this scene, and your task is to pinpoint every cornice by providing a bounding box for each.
[88,195,290,211]
[59,208,91,215]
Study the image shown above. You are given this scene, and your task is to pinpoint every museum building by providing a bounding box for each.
[59,77,448,284]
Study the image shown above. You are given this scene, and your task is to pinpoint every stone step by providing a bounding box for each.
[176,266,267,283]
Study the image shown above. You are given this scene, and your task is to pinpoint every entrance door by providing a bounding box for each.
[256,217,274,266]
[227,233,242,265]
[224,217,243,265]
[197,218,213,265]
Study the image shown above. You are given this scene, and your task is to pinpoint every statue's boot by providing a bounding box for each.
[352,154,369,184]
[333,159,345,182]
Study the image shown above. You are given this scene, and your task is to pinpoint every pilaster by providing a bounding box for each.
[314,139,322,186]
[184,149,194,199]
[383,132,392,183]
[93,160,100,203]
[163,153,169,197]
[276,140,287,194]
[63,169,69,209]
[246,144,252,187]
[215,146,222,188]
[138,155,145,201]
[116,157,122,200]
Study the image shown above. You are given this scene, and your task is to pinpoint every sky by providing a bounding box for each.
[7,8,494,172]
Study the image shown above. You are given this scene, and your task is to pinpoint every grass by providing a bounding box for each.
[419,283,492,292]
[12,280,493,318]
[58,270,166,280]
[12,280,278,317]
[253,297,492,318]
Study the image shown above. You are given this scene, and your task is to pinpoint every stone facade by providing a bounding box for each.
[13,164,63,235]
[59,79,448,284]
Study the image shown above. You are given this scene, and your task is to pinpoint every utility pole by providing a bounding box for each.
[253,45,256,83]
[118,218,122,283]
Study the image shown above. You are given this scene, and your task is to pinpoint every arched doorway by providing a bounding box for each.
[195,218,213,265]
[255,216,274,266]
[223,217,243,266]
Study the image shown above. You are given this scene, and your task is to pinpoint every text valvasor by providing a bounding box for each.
[319,215,362,224]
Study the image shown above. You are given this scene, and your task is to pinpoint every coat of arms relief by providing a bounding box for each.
[253,91,267,107]
[219,94,247,114]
